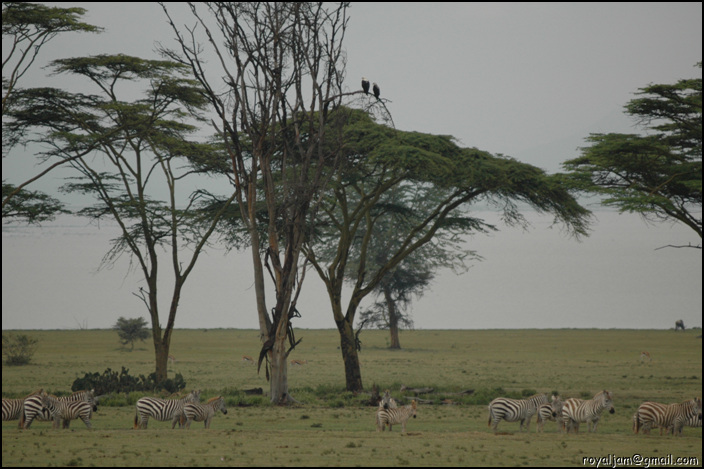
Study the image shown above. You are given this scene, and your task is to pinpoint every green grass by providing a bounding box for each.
[2,328,702,466]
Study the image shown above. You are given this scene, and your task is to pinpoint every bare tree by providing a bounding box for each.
[161,2,353,403]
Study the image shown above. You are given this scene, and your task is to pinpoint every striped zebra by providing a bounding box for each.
[2,390,42,423]
[683,412,702,429]
[634,398,702,436]
[39,391,93,429]
[134,389,201,429]
[2,398,25,422]
[21,389,97,429]
[376,400,417,433]
[536,395,564,432]
[488,393,549,432]
[183,396,227,429]
[561,390,614,433]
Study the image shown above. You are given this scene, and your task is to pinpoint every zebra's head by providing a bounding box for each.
[187,390,201,403]
[209,396,228,415]
[550,395,564,418]
[600,390,615,414]
[381,390,396,410]
[39,391,56,410]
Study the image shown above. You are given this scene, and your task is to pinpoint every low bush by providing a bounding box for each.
[71,366,186,396]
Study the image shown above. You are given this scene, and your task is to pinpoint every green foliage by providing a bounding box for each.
[113,316,149,351]
[562,63,702,239]
[1,333,38,366]
[1,182,68,223]
[71,366,186,396]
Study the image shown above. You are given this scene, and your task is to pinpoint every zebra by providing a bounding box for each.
[2,389,43,423]
[379,389,398,410]
[39,391,93,429]
[183,396,227,429]
[376,400,417,433]
[487,393,548,432]
[683,412,703,429]
[134,389,201,429]
[536,395,564,432]
[561,390,614,433]
[634,398,702,436]
[21,389,97,429]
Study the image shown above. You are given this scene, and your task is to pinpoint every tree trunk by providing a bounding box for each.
[336,317,363,393]
[268,333,290,404]
[154,342,169,383]
[384,287,401,349]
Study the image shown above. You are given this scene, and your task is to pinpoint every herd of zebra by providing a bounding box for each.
[486,391,702,436]
[1,389,227,430]
[3,387,701,435]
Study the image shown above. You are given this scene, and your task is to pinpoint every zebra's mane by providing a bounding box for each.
[24,389,43,399]
[206,396,222,404]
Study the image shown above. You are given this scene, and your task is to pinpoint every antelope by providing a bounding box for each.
[640,351,651,363]
[241,355,254,364]
[290,359,307,366]
[168,354,177,365]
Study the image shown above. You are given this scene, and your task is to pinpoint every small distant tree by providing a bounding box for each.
[114,317,150,351]
[2,333,38,365]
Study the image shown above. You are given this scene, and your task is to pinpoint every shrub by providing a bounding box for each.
[71,366,186,395]
[2,333,38,366]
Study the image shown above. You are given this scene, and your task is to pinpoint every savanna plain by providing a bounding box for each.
[1,328,701,467]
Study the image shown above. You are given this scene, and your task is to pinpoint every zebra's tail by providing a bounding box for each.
[633,413,640,434]
[133,411,140,430]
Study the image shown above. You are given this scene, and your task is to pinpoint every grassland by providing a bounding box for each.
[2,328,701,466]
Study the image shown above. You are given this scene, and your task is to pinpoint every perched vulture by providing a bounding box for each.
[361,77,370,95]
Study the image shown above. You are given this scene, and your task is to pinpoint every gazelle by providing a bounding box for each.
[290,359,307,366]
[640,351,651,363]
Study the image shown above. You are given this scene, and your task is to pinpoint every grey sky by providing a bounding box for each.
[2,3,702,330]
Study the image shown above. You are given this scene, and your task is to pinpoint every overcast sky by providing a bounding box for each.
[2,3,702,330]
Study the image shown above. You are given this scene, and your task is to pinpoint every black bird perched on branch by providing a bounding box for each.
[372,82,380,100]
[361,77,370,95]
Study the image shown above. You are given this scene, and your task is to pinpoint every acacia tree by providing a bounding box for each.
[161,2,352,403]
[305,110,592,392]
[343,184,477,350]
[562,63,702,246]
[2,2,101,221]
[7,54,235,382]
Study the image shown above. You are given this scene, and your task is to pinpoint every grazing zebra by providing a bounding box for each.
[634,398,702,436]
[21,389,97,429]
[561,390,615,433]
[183,396,227,429]
[39,391,93,429]
[536,395,564,433]
[376,400,417,433]
[488,393,548,433]
[134,390,201,429]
